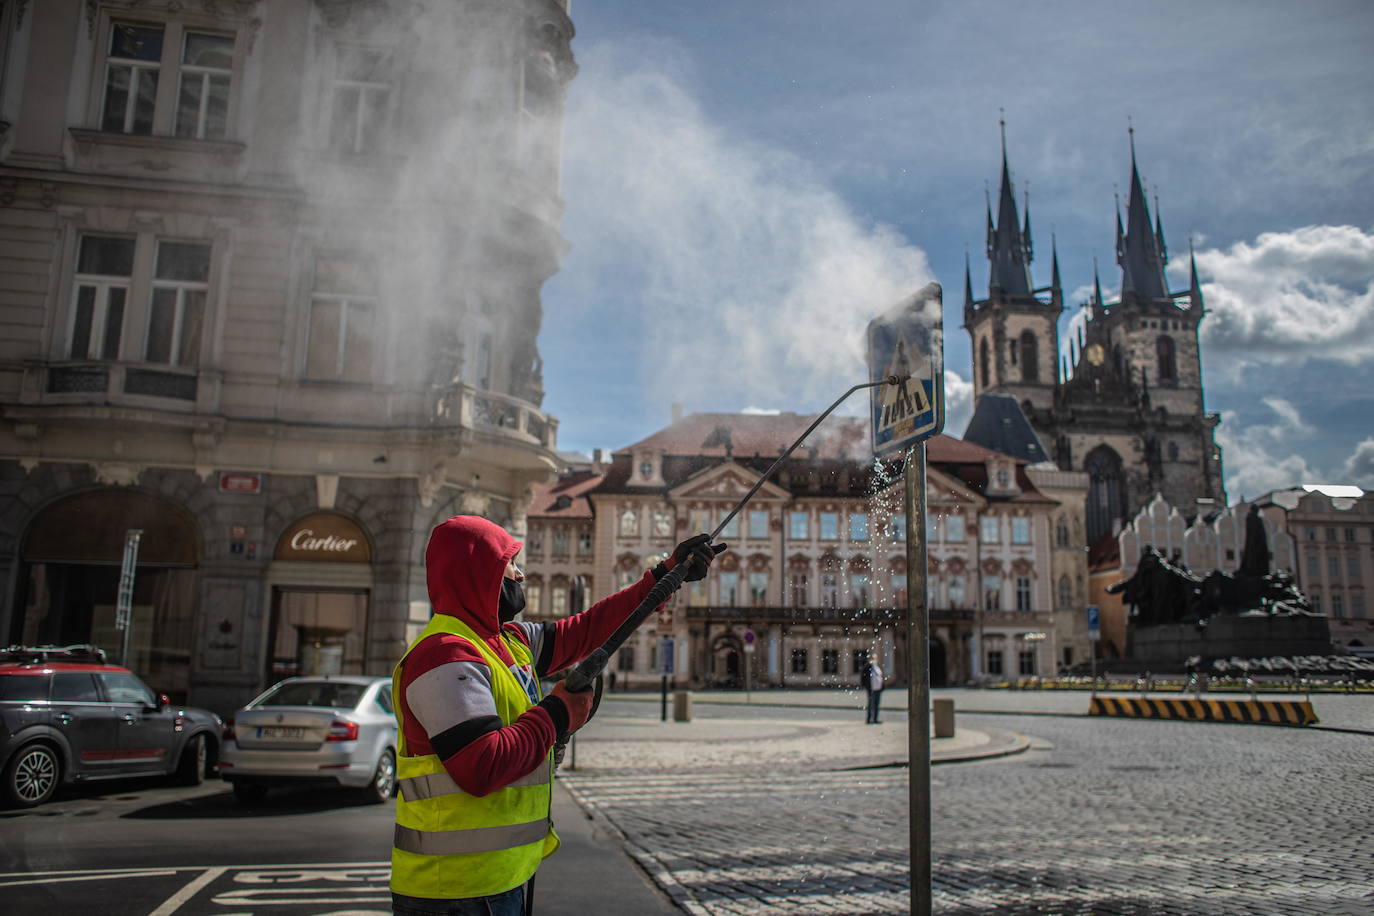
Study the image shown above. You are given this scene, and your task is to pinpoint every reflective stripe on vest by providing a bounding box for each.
[394,818,551,856]
[399,766,549,803]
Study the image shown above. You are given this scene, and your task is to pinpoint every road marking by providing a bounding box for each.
[0,869,177,888]
[149,866,227,916]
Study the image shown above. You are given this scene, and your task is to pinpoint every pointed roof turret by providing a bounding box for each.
[1050,233,1063,310]
[964,251,974,310]
[1092,256,1106,317]
[1188,238,1204,312]
[987,119,1033,298]
[1022,190,1034,264]
[1117,128,1169,300]
[1154,196,1168,266]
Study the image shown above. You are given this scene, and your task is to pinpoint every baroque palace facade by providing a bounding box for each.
[523,411,1091,689]
[0,0,576,711]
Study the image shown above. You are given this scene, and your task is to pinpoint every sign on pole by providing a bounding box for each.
[742,629,756,653]
[1086,605,1101,642]
[116,529,143,666]
[659,636,675,675]
[866,283,944,456]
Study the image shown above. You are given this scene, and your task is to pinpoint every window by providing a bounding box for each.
[652,509,674,538]
[790,648,808,674]
[576,531,593,557]
[526,528,543,557]
[1306,553,1319,576]
[849,513,869,541]
[617,647,635,673]
[925,513,936,544]
[551,586,567,617]
[639,460,653,480]
[1058,576,1072,608]
[1019,650,1037,675]
[948,575,966,608]
[145,241,209,366]
[980,516,1000,544]
[70,235,134,360]
[1020,330,1039,382]
[688,580,707,607]
[1328,556,1341,580]
[1346,528,1358,543]
[1156,335,1177,384]
[618,508,639,537]
[819,512,839,540]
[852,650,869,674]
[551,529,569,557]
[719,513,739,540]
[749,572,768,606]
[1015,577,1033,612]
[986,650,1004,675]
[1056,519,1069,547]
[1348,556,1362,581]
[330,47,390,154]
[97,671,156,706]
[821,649,839,675]
[979,337,990,388]
[52,672,101,702]
[176,32,233,138]
[821,572,839,608]
[615,567,638,589]
[892,514,907,542]
[984,577,1002,611]
[1311,592,1322,614]
[1305,528,1316,541]
[946,516,965,543]
[1331,593,1344,618]
[525,582,542,615]
[789,512,809,539]
[892,573,907,605]
[790,572,808,605]
[1326,528,1337,541]
[718,571,738,606]
[102,23,164,134]
[306,256,375,382]
[688,509,710,535]
[1353,594,1366,618]
[1011,517,1031,545]
[748,510,769,539]
[851,573,871,607]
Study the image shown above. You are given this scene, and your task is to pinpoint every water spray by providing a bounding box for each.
[563,374,910,694]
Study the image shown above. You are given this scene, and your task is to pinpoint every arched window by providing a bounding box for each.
[1020,330,1039,382]
[979,336,990,389]
[1055,517,1069,548]
[1156,335,1177,384]
[1058,575,1072,608]
[1084,445,1126,545]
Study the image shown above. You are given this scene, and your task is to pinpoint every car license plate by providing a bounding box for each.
[258,726,305,739]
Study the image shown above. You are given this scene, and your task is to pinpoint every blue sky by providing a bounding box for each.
[539,0,1374,501]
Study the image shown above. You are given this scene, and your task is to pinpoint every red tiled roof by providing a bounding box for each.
[528,470,604,519]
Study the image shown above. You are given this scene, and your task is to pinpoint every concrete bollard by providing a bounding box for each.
[673,690,693,722]
[932,698,955,738]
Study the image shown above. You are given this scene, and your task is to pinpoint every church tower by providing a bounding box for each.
[963,123,1062,414]
[965,128,1226,546]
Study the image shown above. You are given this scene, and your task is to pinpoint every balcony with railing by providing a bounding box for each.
[433,382,559,451]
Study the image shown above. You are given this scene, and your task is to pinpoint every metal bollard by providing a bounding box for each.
[932,698,955,738]
[672,690,693,722]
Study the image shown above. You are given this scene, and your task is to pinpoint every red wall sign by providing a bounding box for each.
[219,473,262,494]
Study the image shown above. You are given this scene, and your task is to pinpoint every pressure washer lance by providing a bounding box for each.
[551,375,910,758]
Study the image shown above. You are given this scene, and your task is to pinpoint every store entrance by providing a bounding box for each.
[267,588,370,680]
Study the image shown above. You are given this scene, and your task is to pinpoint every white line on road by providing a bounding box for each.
[0,870,177,888]
[148,867,228,916]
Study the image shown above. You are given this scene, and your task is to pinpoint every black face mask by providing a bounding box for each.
[498,577,526,622]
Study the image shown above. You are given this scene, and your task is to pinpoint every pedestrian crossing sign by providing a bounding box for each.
[867,283,944,455]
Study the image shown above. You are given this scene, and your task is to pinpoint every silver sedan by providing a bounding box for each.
[218,676,396,804]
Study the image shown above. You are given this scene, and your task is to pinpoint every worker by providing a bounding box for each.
[390,515,723,915]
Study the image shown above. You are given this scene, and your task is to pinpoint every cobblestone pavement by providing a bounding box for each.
[563,713,1374,915]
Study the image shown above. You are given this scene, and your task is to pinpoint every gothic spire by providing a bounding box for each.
[1092,256,1105,316]
[1154,196,1168,266]
[987,119,1033,297]
[1050,233,1062,310]
[964,251,974,309]
[1189,238,1204,312]
[1117,128,1169,300]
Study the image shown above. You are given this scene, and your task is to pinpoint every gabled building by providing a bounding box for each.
[524,411,1078,689]
[964,126,1225,548]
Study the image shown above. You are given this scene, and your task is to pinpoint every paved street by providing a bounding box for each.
[566,698,1374,915]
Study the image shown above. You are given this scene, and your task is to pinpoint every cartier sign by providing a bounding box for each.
[275,514,371,563]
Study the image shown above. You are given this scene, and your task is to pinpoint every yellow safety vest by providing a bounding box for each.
[390,615,559,899]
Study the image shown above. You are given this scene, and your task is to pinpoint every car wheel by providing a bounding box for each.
[3,743,61,808]
[175,735,207,786]
[232,781,269,803]
[361,748,396,804]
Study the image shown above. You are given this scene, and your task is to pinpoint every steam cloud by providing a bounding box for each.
[548,40,934,420]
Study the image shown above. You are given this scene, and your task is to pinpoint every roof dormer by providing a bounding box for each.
[984,456,1021,498]
[628,448,665,488]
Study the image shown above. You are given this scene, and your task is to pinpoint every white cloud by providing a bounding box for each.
[1215,398,1319,501]
[1183,225,1374,379]
[1343,439,1374,489]
[944,369,974,438]
[558,43,933,412]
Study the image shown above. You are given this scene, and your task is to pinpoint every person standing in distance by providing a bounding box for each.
[863,657,885,724]
[390,516,723,915]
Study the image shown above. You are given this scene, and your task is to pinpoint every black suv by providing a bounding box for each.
[0,645,222,807]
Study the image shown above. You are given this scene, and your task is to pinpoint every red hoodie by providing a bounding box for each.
[397,516,663,796]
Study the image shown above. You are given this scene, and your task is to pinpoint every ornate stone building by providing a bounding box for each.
[524,412,1074,689]
[964,129,1226,547]
[0,0,575,711]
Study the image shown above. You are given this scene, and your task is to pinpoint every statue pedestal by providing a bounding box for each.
[1130,614,1333,666]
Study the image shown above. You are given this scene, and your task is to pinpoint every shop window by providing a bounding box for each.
[271,589,369,678]
[306,256,375,382]
[986,650,1004,675]
[1018,650,1037,675]
[145,241,210,366]
[70,235,135,360]
[330,46,391,154]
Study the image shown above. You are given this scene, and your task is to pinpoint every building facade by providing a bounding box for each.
[0,0,576,711]
[524,413,1080,690]
[964,129,1225,547]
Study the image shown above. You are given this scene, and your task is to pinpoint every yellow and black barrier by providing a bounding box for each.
[1089,695,1319,727]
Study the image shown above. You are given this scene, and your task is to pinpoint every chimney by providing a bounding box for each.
[671,402,684,424]
[592,448,604,474]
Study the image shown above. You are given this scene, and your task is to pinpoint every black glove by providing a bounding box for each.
[655,533,726,583]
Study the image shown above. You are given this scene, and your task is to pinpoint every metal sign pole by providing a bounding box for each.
[116,529,143,667]
[905,444,931,916]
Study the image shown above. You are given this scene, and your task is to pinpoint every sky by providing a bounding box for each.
[538,0,1374,501]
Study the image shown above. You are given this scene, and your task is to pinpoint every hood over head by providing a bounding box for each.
[425,516,522,634]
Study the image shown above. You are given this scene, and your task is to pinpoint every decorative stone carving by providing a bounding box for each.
[91,461,143,486]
